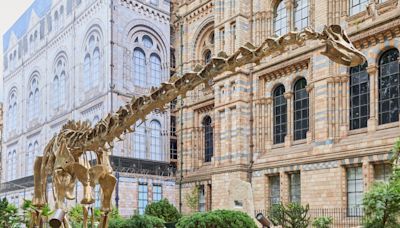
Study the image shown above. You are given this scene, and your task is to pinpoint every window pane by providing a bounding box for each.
[347,167,363,216]
[203,116,213,162]
[350,62,369,129]
[269,176,280,206]
[274,85,287,144]
[294,0,309,31]
[274,1,288,36]
[379,49,400,125]
[133,48,146,87]
[293,79,309,140]
[138,183,148,215]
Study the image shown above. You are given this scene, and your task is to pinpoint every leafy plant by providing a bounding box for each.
[0,197,21,228]
[108,215,165,228]
[145,198,181,223]
[269,203,310,228]
[176,209,257,228]
[185,187,199,212]
[312,216,333,228]
[362,167,400,228]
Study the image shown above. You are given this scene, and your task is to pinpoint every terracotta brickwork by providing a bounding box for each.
[172,0,400,219]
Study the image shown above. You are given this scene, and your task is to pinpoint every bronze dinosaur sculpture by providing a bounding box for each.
[30,25,365,228]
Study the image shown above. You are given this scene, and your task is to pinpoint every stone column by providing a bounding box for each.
[367,65,378,132]
[266,10,273,36]
[280,171,289,204]
[306,83,314,144]
[362,159,374,191]
[265,97,273,150]
[340,74,349,138]
[285,0,294,32]
[284,92,293,148]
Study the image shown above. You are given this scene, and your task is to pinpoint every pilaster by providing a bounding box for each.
[284,91,293,148]
[366,65,378,133]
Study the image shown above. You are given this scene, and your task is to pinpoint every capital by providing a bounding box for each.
[366,65,378,75]
[284,92,293,99]
[305,83,314,93]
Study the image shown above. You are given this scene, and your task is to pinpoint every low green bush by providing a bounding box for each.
[145,198,181,223]
[312,216,333,228]
[176,209,257,228]
[108,215,165,228]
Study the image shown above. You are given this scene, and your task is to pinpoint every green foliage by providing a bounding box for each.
[362,167,400,228]
[176,209,257,228]
[185,187,199,212]
[108,215,165,228]
[269,203,310,228]
[0,197,21,228]
[312,216,333,228]
[145,198,181,223]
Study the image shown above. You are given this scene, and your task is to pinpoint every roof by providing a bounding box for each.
[3,0,53,52]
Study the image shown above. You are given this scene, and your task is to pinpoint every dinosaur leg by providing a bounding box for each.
[33,156,45,207]
[99,173,117,213]
[83,205,89,228]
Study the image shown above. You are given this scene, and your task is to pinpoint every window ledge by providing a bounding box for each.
[348,128,367,136]
[346,11,369,26]
[377,122,398,131]
[271,143,285,149]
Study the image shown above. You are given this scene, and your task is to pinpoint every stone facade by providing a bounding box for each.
[1,0,175,216]
[173,0,400,223]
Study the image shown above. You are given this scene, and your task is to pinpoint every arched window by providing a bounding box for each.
[135,122,147,159]
[273,85,287,144]
[379,48,400,125]
[150,120,162,161]
[203,116,213,162]
[293,78,309,140]
[7,151,12,181]
[133,48,146,87]
[350,0,369,16]
[92,48,100,87]
[274,1,288,36]
[294,0,309,31]
[28,77,39,120]
[350,62,369,130]
[143,35,153,48]
[54,11,59,30]
[204,50,212,64]
[84,54,91,89]
[84,32,101,90]
[150,54,162,86]
[8,91,17,130]
[54,58,67,108]
[12,150,17,180]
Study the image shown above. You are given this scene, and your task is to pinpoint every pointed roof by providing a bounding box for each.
[3,0,53,52]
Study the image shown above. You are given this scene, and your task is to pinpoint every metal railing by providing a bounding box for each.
[255,208,363,228]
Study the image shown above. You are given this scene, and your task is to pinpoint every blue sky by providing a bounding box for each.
[0,0,34,103]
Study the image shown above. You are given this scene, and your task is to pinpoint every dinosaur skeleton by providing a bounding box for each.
[30,25,365,228]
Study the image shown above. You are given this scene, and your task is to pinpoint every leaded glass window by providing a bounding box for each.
[204,50,212,64]
[92,48,100,87]
[374,163,392,183]
[138,183,148,215]
[134,122,147,159]
[143,35,153,49]
[294,78,308,140]
[150,120,162,161]
[294,0,309,31]
[273,85,287,144]
[347,167,363,217]
[269,176,280,206]
[289,173,301,203]
[350,62,369,130]
[29,78,39,120]
[152,184,162,202]
[203,116,213,162]
[379,49,400,125]
[349,0,369,16]
[8,91,17,130]
[133,48,146,87]
[150,54,162,86]
[198,185,206,212]
[84,54,91,90]
[274,1,288,36]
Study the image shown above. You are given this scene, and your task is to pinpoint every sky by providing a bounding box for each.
[0,0,34,103]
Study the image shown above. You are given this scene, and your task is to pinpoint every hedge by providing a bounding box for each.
[176,209,257,228]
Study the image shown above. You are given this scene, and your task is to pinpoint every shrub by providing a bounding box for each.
[145,198,181,223]
[269,203,310,228]
[109,215,165,228]
[362,167,400,228]
[312,216,333,228]
[0,197,21,228]
[176,209,257,228]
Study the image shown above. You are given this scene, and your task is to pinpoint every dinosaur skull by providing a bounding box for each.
[321,25,366,67]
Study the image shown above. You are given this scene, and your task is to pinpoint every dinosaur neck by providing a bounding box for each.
[80,25,365,153]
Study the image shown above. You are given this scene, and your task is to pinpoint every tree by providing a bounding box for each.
[362,138,400,228]
[184,187,199,213]
[269,203,310,228]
